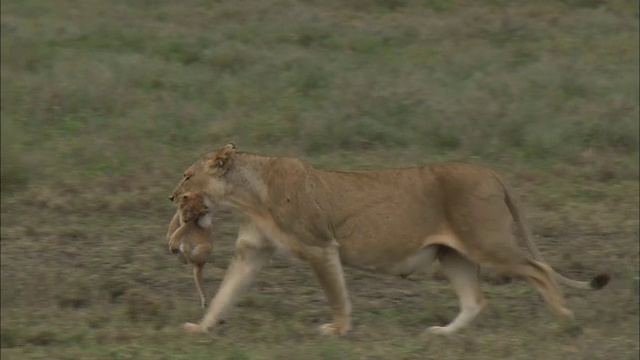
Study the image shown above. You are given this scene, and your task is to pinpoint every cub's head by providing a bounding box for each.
[177,192,209,223]
[169,142,237,203]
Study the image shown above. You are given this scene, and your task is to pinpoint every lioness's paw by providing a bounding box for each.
[183,322,207,334]
[559,308,575,319]
[318,323,350,336]
[427,326,454,336]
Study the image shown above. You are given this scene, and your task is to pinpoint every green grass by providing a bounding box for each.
[1,0,638,359]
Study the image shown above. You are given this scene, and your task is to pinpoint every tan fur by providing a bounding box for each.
[170,142,609,336]
[167,192,214,308]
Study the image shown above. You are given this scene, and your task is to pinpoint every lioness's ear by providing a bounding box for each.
[207,142,236,173]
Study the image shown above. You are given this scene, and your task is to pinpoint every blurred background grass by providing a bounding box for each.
[1,0,638,192]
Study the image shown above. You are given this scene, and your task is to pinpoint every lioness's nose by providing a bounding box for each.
[169,195,174,202]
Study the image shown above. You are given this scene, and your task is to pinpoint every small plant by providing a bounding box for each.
[101,276,132,304]
[0,326,21,348]
[317,339,353,360]
[56,278,92,309]
[226,348,252,360]
[86,313,111,330]
[0,120,30,192]
[26,327,58,346]
[123,289,164,328]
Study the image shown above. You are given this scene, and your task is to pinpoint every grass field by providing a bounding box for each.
[1,0,639,359]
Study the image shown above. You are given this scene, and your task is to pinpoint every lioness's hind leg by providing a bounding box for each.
[428,247,486,336]
[511,259,573,319]
[474,244,573,318]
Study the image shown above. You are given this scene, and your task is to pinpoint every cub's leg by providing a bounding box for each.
[176,241,192,265]
[190,243,213,309]
[177,251,189,265]
[307,243,352,336]
[166,210,181,242]
[428,247,487,336]
[183,223,273,333]
[169,222,191,254]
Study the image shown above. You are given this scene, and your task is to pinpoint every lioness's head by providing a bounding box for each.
[169,142,237,204]
[177,191,209,223]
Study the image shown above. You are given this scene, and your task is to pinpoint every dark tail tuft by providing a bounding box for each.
[590,273,610,290]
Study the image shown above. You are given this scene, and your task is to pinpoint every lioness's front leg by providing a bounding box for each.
[183,223,273,333]
[307,243,352,336]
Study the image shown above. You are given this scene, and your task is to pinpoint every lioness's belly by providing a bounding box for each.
[332,204,443,276]
[338,239,439,276]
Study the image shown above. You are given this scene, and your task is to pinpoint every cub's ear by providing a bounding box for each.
[206,142,237,172]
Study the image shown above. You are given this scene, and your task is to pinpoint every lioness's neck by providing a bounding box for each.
[222,153,273,215]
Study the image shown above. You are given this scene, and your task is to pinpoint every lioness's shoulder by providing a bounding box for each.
[262,156,312,182]
[424,162,497,178]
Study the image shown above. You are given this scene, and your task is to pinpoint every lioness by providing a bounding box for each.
[167,191,214,308]
[169,142,609,336]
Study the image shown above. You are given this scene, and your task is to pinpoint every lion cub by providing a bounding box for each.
[167,192,213,308]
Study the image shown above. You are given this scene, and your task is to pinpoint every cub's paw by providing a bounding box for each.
[318,323,350,336]
[169,243,180,254]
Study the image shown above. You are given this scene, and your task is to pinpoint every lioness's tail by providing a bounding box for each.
[494,174,610,290]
